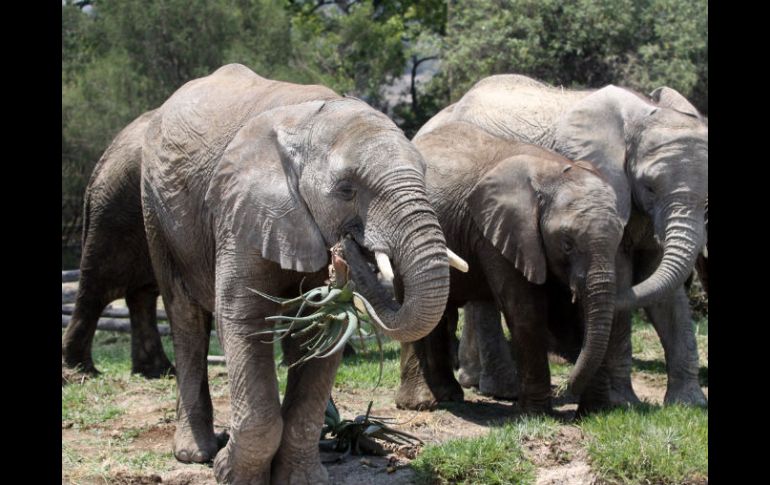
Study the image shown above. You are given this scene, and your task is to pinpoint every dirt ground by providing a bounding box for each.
[62,361,706,485]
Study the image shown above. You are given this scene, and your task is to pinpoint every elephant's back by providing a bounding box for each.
[450,74,591,146]
[141,64,341,210]
[148,64,339,174]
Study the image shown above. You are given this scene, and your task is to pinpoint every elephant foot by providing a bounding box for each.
[609,379,641,407]
[132,358,176,379]
[214,444,270,485]
[62,358,100,385]
[518,394,553,415]
[457,366,480,389]
[173,423,218,464]
[664,380,707,406]
[478,368,519,400]
[395,378,463,411]
[575,398,612,418]
[517,386,553,414]
[271,453,329,485]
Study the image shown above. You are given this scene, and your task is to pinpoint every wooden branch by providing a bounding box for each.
[411,55,439,115]
[207,355,226,365]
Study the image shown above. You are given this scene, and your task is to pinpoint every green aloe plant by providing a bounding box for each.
[320,398,423,456]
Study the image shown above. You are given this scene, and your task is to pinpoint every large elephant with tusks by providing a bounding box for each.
[62,64,467,484]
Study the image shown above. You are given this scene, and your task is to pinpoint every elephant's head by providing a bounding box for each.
[553,86,708,310]
[208,97,463,342]
[468,152,624,395]
[621,87,708,308]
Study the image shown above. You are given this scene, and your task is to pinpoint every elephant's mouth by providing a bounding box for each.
[342,233,467,306]
[342,234,400,304]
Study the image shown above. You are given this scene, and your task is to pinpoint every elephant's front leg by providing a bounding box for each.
[480,255,551,412]
[644,285,707,406]
[604,250,641,406]
[635,250,707,406]
[503,297,551,413]
[271,336,343,485]
[396,308,464,410]
[459,300,519,399]
[213,302,284,484]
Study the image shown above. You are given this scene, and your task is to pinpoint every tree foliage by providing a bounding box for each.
[62,0,707,250]
[442,0,707,113]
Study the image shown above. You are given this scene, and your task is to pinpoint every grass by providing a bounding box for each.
[411,415,559,485]
[580,404,708,484]
[63,439,176,483]
[333,338,401,389]
[411,310,708,484]
[63,308,707,484]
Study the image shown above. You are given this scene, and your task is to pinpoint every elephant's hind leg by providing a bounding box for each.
[126,284,175,378]
[162,284,217,464]
[271,335,343,485]
[457,304,482,389]
[62,275,112,377]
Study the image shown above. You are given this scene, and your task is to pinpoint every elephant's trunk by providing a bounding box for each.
[617,199,705,310]
[343,170,450,343]
[569,265,616,396]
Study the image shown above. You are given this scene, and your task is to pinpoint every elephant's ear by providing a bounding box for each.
[468,156,546,284]
[205,102,329,273]
[650,87,702,119]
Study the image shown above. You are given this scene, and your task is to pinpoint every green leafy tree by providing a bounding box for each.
[442,0,707,113]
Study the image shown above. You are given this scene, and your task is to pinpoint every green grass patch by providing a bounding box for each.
[411,415,559,485]
[62,375,126,427]
[580,404,707,484]
[63,440,175,483]
[334,338,401,389]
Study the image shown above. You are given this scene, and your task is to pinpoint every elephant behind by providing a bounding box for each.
[63,64,458,484]
[420,75,708,407]
[395,120,625,414]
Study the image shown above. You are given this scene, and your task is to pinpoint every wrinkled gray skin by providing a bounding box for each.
[64,64,451,485]
[421,75,708,406]
[396,120,624,413]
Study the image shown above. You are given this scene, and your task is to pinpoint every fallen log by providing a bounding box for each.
[61,314,171,335]
[61,303,168,321]
[62,270,81,283]
[62,283,78,304]
[60,315,225,365]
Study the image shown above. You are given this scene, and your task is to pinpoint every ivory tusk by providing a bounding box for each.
[447,248,469,272]
[375,251,395,283]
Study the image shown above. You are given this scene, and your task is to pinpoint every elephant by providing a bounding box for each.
[394,119,625,414]
[62,64,464,484]
[418,74,708,406]
[62,108,175,379]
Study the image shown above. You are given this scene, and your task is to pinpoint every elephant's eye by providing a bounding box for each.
[562,238,575,254]
[332,181,356,201]
[643,184,655,196]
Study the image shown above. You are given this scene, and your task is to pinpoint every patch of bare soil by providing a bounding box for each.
[523,426,596,485]
[64,368,706,484]
[111,471,163,484]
